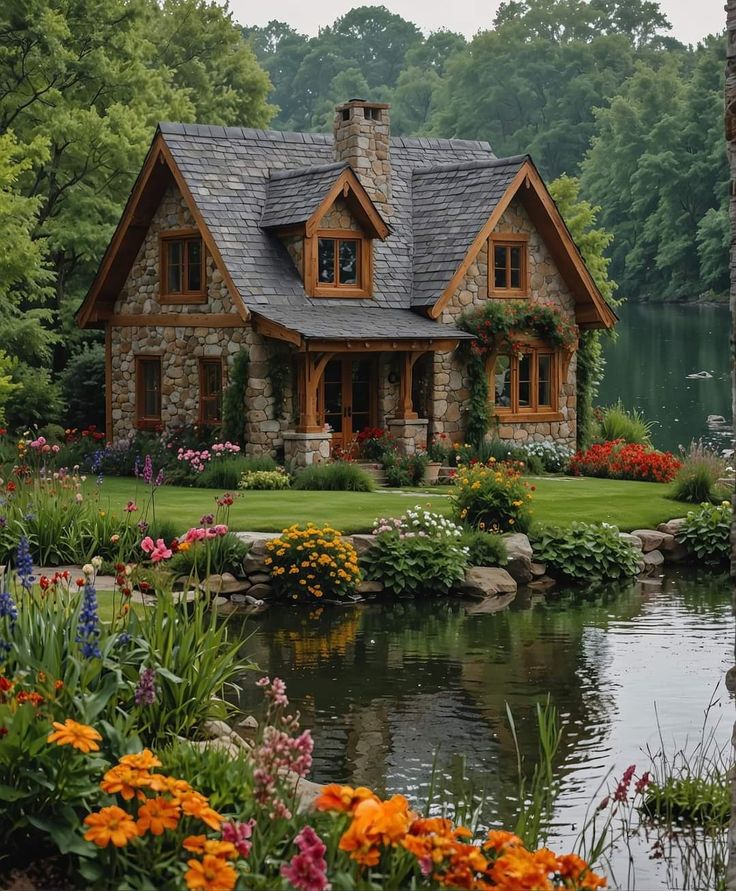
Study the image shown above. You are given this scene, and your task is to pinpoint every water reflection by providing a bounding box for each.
[237,568,732,888]
[600,303,731,451]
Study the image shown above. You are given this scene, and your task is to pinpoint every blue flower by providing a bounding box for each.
[76,582,101,659]
[0,587,17,659]
[115,631,132,648]
[15,537,34,591]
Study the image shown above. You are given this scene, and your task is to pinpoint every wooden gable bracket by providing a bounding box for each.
[306,168,389,240]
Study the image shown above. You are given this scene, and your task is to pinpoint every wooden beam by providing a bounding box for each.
[307,168,389,240]
[302,338,460,353]
[252,314,303,347]
[110,313,245,328]
[394,350,427,419]
[297,351,335,431]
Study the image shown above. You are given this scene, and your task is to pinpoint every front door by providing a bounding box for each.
[321,357,375,451]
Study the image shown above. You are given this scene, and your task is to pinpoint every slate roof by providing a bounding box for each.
[411,156,527,308]
[261,161,348,229]
[253,306,475,341]
[158,122,496,339]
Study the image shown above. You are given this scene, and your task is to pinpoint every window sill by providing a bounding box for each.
[160,293,208,305]
[136,419,162,430]
[488,291,530,299]
[311,286,371,298]
[494,411,564,423]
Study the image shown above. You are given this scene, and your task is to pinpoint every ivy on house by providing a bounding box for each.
[457,300,577,445]
[267,346,292,420]
[221,349,249,446]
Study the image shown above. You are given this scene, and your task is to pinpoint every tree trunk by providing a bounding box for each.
[726,1,736,886]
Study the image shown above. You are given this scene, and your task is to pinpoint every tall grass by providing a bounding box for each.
[597,400,652,445]
[194,454,277,489]
[671,440,727,504]
[293,462,375,492]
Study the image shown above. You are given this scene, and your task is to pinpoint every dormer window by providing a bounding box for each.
[489,233,528,297]
[160,230,206,303]
[308,229,371,297]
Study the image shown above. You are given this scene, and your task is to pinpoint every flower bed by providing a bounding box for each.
[570,439,680,483]
[451,460,533,533]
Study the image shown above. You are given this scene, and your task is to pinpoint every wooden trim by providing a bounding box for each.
[302,338,460,353]
[307,232,373,298]
[495,411,564,423]
[428,164,530,320]
[158,140,249,322]
[160,229,207,304]
[198,357,224,426]
[488,232,529,298]
[104,324,113,441]
[135,355,162,430]
[110,313,244,328]
[307,168,389,240]
[252,314,303,347]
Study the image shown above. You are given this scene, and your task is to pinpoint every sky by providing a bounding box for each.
[228,0,724,45]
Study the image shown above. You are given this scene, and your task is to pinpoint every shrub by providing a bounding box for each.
[426,433,451,463]
[451,460,533,533]
[221,349,249,446]
[292,462,375,492]
[168,531,249,577]
[596,400,652,445]
[382,451,428,487]
[532,522,641,584]
[671,440,727,504]
[460,529,508,567]
[365,510,468,595]
[195,455,270,490]
[676,501,732,562]
[515,440,573,474]
[570,439,680,483]
[265,524,361,600]
[452,438,515,468]
[60,344,106,430]
[238,468,290,490]
[356,426,394,461]
[5,365,65,429]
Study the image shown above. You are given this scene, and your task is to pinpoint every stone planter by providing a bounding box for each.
[423,461,443,485]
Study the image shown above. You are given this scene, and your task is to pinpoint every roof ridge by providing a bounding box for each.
[269,160,348,182]
[413,155,529,177]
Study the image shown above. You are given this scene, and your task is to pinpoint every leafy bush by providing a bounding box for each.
[452,438,514,468]
[238,468,290,490]
[365,510,468,595]
[570,439,680,483]
[670,440,727,504]
[5,365,65,429]
[426,433,451,463]
[515,440,573,473]
[596,400,652,445]
[60,344,106,430]
[265,524,361,600]
[460,529,508,567]
[676,501,732,562]
[292,461,375,492]
[451,460,533,533]
[532,522,641,584]
[195,455,271,490]
[642,776,730,826]
[168,531,249,577]
[221,349,249,446]
[382,451,428,487]
[356,426,394,461]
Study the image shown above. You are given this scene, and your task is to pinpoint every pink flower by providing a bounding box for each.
[280,826,330,891]
[150,538,172,562]
[140,536,155,554]
[213,524,228,536]
[184,527,207,543]
[221,819,255,858]
[124,501,138,513]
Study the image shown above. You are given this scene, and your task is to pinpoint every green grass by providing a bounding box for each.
[91,475,681,534]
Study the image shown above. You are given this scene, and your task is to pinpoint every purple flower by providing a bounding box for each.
[222,819,255,857]
[0,587,18,658]
[76,582,101,659]
[15,537,34,591]
[135,667,157,705]
[280,826,331,891]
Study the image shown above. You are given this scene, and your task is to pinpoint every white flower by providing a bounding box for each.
[82,563,95,577]
[91,556,103,570]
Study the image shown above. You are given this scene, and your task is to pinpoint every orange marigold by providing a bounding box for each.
[148,773,193,799]
[180,791,223,831]
[487,847,557,891]
[484,830,523,853]
[137,797,181,835]
[183,835,238,860]
[100,764,153,801]
[119,748,162,770]
[315,783,378,814]
[339,794,413,867]
[185,855,237,891]
[84,806,139,848]
[47,719,102,753]
[557,853,607,890]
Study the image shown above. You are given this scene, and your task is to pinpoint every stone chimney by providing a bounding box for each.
[334,99,392,214]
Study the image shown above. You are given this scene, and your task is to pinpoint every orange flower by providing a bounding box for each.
[484,830,523,853]
[185,855,237,891]
[137,797,181,835]
[101,764,153,801]
[119,748,162,770]
[148,773,193,799]
[84,806,139,848]
[487,847,557,891]
[183,836,238,860]
[557,853,607,889]
[180,791,223,831]
[316,783,378,814]
[47,719,102,753]
[339,794,412,867]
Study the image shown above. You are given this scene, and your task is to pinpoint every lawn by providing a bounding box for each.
[93,475,681,534]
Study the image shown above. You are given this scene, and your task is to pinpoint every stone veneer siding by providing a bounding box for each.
[110,185,292,454]
[432,197,578,448]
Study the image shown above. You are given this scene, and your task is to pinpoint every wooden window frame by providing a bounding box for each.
[489,341,563,422]
[306,229,372,298]
[135,355,162,430]
[160,228,207,304]
[488,232,529,298]
[199,358,224,426]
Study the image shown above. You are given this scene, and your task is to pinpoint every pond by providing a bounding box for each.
[600,303,731,453]
[237,568,733,889]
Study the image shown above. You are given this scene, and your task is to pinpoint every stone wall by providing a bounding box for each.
[431,197,578,448]
[111,185,293,454]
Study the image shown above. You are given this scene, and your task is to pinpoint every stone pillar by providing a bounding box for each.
[333,99,392,217]
[283,431,332,470]
[386,418,429,456]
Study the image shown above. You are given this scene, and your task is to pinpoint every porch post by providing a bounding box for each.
[286,351,334,470]
[395,351,419,420]
[387,350,428,455]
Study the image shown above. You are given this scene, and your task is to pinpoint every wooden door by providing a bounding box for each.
[321,357,375,450]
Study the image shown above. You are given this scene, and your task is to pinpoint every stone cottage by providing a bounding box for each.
[77,100,616,465]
